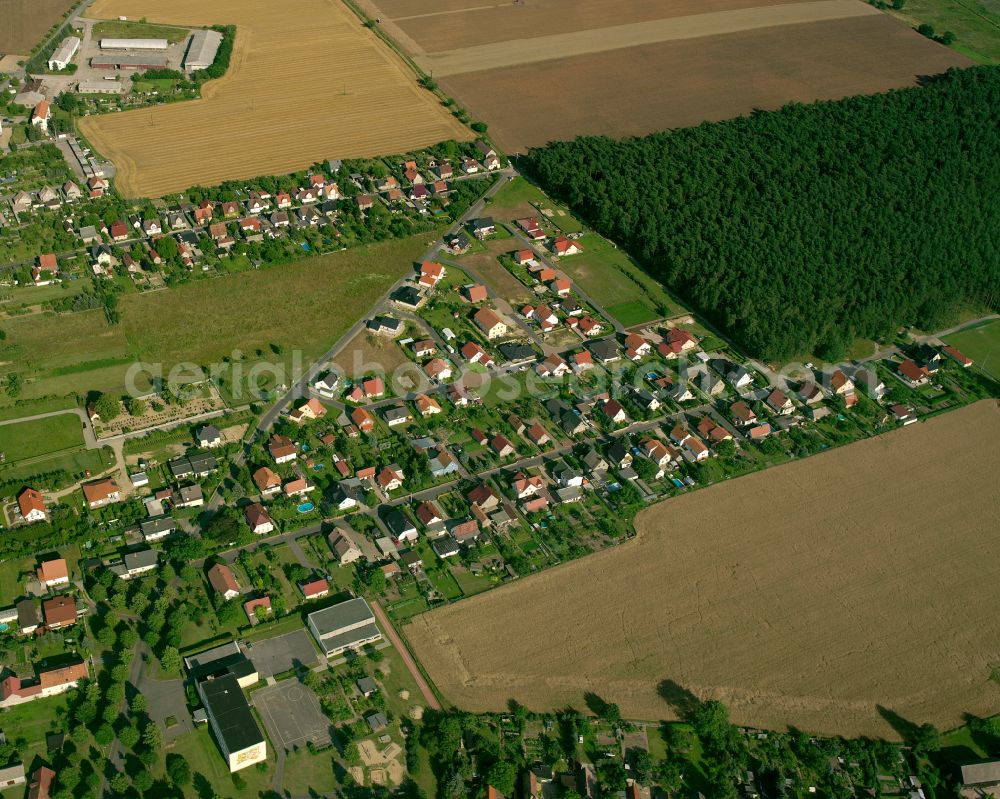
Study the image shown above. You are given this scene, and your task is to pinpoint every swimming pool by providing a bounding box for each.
[297,502,314,513]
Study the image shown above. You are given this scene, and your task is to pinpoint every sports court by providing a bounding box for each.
[252,679,332,750]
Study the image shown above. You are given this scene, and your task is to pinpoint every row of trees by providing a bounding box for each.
[527,66,1000,359]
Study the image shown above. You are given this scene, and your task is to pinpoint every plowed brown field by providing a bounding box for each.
[0,0,75,54]
[362,0,972,152]
[77,0,470,198]
[438,15,972,152]
[407,400,1000,737]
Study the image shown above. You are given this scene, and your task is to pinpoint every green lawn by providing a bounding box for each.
[281,748,338,795]
[944,318,1000,381]
[0,556,31,605]
[0,446,114,491]
[559,234,681,319]
[92,19,193,43]
[0,414,84,462]
[606,300,660,327]
[0,236,422,403]
[486,176,549,212]
[884,0,1000,63]
[157,725,275,799]
[0,693,70,768]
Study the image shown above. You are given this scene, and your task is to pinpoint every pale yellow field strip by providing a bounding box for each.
[417,0,880,75]
[395,3,508,20]
[407,400,1000,737]
[78,0,470,197]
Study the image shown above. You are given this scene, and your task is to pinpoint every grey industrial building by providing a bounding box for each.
[307,597,382,657]
[184,29,223,71]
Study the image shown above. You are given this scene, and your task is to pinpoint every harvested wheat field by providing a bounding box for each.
[0,0,75,54]
[77,0,470,198]
[362,0,971,152]
[407,400,1000,737]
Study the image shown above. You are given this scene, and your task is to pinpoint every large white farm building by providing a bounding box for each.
[184,29,222,71]
[48,36,80,70]
[99,38,168,51]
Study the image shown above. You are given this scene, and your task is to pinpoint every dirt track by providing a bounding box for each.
[417,0,880,75]
[78,0,469,197]
[406,400,1000,737]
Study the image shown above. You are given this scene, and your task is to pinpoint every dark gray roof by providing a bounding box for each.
[140,514,175,536]
[357,676,377,694]
[200,672,265,754]
[16,599,38,629]
[588,339,620,361]
[383,508,415,537]
[197,425,221,442]
[498,342,536,362]
[308,597,376,637]
[123,549,159,571]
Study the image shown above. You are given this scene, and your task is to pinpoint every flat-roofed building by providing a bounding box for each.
[184,29,223,71]
[90,54,169,69]
[99,38,168,50]
[307,597,381,657]
[198,672,266,771]
[77,79,124,94]
[0,763,25,789]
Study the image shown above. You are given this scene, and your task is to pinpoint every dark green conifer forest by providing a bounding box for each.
[527,67,1000,359]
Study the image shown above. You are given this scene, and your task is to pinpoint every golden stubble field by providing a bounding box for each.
[77,0,470,198]
[407,400,1000,737]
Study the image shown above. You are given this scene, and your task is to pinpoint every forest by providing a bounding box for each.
[526,66,1000,360]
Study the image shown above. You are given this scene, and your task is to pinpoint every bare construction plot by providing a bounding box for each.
[77,0,470,197]
[407,400,1000,737]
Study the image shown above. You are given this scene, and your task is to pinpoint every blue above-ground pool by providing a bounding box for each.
[297,502,314,513]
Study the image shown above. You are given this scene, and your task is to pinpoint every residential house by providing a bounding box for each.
[207,564,240,600]
[43,595,77,630]
[898,359,930,387]
[537,353,570,378]
[424,357,453,381]
[415,394,442,417]
[462,283,489,303]
[516,217,545,240]
[600,399,627,424]
[244,503,275,535]
[351,407,375,432]
[269,434,297,463]
[624,333,652,360]
[331,534,363,565]
[551,235,582,256]
[300,578,329,600]
[473,308,508,339]
[384,507,417,543]
[416,501,445,531]
[290,397,327,423]
[730,400,757,427]
[17,487,47,524]
[36,559,69,588]
[765,389,794,415]
[82,478,120,509]
[942,345,973,367]
[283,478,313,498]
[377,465,405,492]
[418,261,445,288]
[797,382,825,405]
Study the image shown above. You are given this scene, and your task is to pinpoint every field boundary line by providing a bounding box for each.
[417,0,881,76]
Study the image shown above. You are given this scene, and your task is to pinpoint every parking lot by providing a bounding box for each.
[252,679,332,751]
[246,629,318,679]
